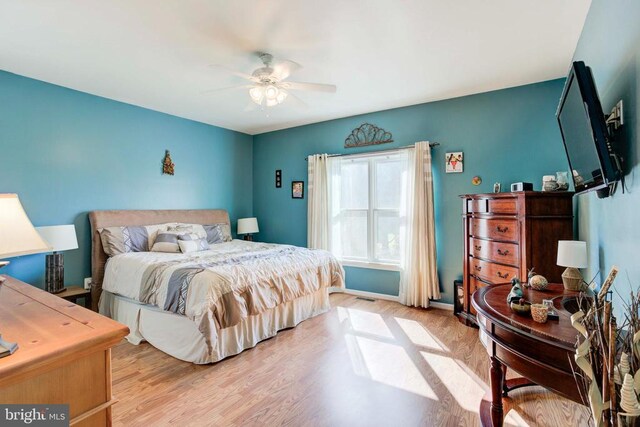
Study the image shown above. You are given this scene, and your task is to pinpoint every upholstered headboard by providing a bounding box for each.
[88,209,230,310]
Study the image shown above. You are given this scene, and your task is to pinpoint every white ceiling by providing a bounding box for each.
[0,0,591,135]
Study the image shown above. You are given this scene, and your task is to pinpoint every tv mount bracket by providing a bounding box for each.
[600,99,625,198]
[605,99,624,131]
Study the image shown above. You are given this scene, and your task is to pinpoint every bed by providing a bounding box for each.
[90,209,345,364]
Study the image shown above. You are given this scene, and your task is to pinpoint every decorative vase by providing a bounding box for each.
[621,353,631,377]
[556,171,569,191]
[529,275,549,291]
[621,373,640,415]
[531,304,548,323]
[543,175,559,192]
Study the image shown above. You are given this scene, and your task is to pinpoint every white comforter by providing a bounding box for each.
[102,240,345,349]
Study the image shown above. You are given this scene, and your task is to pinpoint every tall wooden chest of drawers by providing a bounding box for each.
[459,191,574,325]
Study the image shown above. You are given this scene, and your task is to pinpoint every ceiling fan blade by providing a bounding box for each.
[201,84,253,95]
[281,81,337,93]
[271,59,302,81]
[281,89,308,109]
[209,65,258,82]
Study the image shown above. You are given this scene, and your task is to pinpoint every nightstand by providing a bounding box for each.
[55,285,92,309]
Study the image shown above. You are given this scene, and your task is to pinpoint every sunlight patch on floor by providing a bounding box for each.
[337,306,394,339]
[394,317,449,351]
[345,335,438,400]
[343,333,370,377]
[421,351,484,412]
[504,409,530,427]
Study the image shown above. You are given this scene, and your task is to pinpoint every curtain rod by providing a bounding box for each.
[304,142,440,161]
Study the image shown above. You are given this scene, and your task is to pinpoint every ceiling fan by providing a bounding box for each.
[208,52,336,109]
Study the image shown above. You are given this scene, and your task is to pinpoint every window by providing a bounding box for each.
[329,151,407,269]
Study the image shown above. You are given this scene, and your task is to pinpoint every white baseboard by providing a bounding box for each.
[428,301,454,311]
[329,287,399,302]
[329,287,454,311]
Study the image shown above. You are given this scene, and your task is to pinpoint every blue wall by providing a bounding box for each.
[0,71,253,288]
[1,67,574,304]
[572,0,640,314]
[253,79,570,303]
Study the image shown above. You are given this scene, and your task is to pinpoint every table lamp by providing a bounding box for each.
[36,225,79,293]
[0,194,51,283]
[557,240,588,291]
[237,218,259,241]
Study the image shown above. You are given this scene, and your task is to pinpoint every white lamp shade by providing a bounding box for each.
[0,194,51,258]
[557,240,588,268]
[237,217,259,235]
[36,225,79,252]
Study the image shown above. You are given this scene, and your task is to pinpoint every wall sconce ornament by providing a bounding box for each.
[344,123,393,148]
[162,150,175,175]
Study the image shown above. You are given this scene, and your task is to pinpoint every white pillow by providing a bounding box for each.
[178,238,210,253]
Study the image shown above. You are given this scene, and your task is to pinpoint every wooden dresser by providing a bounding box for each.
[0,276,129,426]
[459,191,573,326]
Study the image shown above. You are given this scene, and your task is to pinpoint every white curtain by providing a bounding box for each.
[399,141,440,307]
[307,154,330,250]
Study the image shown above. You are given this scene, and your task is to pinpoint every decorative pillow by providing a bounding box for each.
[203,223,232,242]
[178,237,210,253]
[203,224,226,244]
[151,231,201,253]
[100,226,153,256]
[169,223,232,243]
[151,232,181,253]
[167,224,207,240]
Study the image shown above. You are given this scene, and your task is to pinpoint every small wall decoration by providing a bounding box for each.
[344,123,393,148]
[493,182,501,193]
[445,152,463,173]
[292,181,304,199]
[275,170,282,188]
[472,176,482,186]
[162,150,175,175]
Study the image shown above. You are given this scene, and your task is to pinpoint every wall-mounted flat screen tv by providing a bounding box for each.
[556,61,620,196]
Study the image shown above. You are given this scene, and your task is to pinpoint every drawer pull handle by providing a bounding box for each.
[474,265,482,272]
[496,226,509,233]
[496,271,509,279]
[474,245,482,251]
[497,249,510,256]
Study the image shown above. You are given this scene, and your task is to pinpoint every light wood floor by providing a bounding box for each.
[111,293,591,426]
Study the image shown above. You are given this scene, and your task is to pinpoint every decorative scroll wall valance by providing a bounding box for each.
[344,123,393,148]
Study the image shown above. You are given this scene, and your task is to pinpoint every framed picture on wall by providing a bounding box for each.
[292,181,304,199]
[445,152,463,173]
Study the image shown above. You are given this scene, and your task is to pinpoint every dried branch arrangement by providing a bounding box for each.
[570,265,640,426]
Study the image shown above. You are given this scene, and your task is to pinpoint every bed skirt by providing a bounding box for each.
[99,288,331,364]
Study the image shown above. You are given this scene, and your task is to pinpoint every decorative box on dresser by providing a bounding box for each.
[458,191,574,326]
[0,276,129,426]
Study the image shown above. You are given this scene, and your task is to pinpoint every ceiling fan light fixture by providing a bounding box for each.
[249,84,287,107]
[209,51,335,111]
[264,85,279,101]
[276,91,287,104]
[249,86,264,104]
